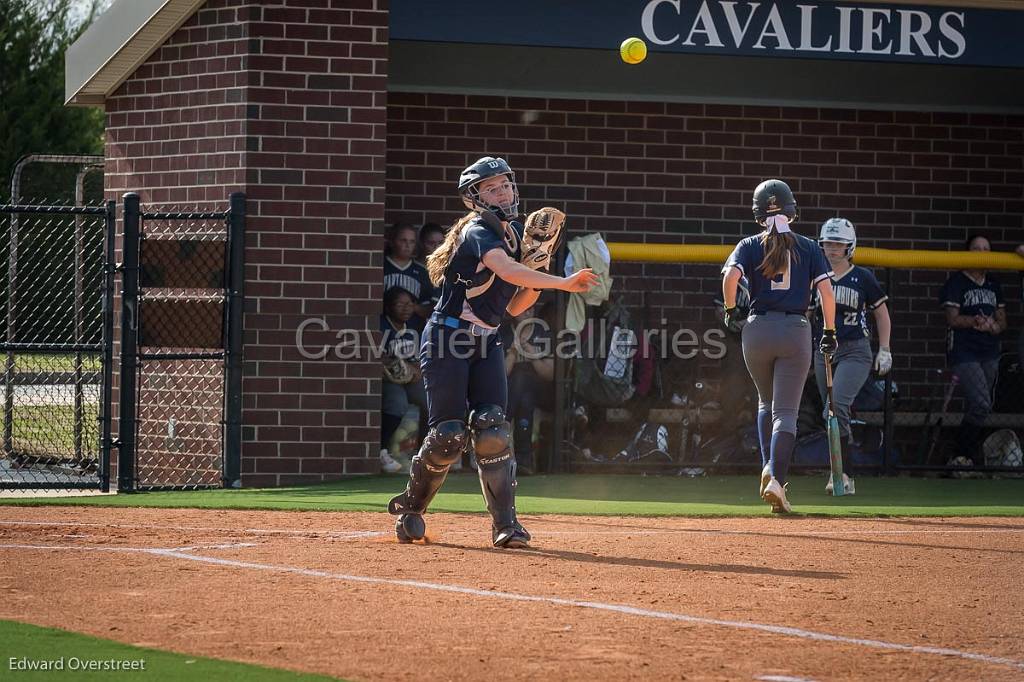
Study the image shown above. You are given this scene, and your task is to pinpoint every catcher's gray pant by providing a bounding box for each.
[813,336,872,441]
[741,312,812,436]
[952,358,998,426]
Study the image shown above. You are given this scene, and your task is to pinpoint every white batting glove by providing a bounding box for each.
[874,347,892,376]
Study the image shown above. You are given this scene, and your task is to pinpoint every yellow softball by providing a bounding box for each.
[620,37,647,65]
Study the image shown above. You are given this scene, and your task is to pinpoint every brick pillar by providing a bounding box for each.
[243,2,387,484]
[104,0,387,486]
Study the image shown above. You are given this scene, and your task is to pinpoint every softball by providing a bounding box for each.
[620,37,647,65]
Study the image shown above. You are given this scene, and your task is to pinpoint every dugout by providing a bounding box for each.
[64,0,1024,485]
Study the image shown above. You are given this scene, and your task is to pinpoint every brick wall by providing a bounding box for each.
[385,93,1024,393]
[105,0,388,487]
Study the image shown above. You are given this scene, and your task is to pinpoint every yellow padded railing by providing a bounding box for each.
[606,242,1024,270]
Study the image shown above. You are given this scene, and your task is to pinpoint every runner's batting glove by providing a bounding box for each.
[520,207,566,271]
[723,305,738,329]
[874,346,892,375]
[819,328,838,356]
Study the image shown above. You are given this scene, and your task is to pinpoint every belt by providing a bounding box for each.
[430,313,498,337]
[751,310,806,317]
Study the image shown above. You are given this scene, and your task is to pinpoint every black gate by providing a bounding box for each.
[0,201,116,490]
[116,193,245,491]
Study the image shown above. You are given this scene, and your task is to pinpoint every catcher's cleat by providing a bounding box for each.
[492,525,530,549]
[825,473,855,496]
[762,478,792,514]
[759,462,771,497]
[396,513,425,543]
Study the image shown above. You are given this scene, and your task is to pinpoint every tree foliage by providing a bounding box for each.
[0,0,106,202]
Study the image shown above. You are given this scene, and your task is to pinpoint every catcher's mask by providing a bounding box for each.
[459,156,520,222]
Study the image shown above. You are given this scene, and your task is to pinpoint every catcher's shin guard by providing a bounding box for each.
[388,420,468,541]
[471,406,529,548]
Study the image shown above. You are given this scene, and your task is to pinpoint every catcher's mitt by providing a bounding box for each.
[383,355,415,384]
[520,207,566,271]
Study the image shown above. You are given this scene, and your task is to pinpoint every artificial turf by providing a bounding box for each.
[1,473,1022,517]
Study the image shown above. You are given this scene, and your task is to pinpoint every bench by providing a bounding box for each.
[856,412,1024,428]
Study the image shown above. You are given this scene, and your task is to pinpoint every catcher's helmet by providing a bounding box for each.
[752,179,798,224]
[819,218,857,258]
[458,156,520,221]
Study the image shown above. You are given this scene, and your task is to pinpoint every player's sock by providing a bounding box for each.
[840,437,852,477]
[757,408,772,468]
[770,430,796,486]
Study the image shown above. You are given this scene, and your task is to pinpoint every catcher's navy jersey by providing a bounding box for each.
[812,266,887,341]
[434,215,523,328]
[940,271,1005,363]
[724,232,832,314]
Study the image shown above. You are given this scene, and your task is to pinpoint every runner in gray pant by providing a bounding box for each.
[812,218,892,495]
[723,180,836,514]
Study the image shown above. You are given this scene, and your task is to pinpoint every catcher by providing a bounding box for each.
[387,156,598,548]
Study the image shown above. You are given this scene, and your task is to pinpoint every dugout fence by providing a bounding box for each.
[1,155,113,491]
[551,243,1024,478]
[117,193,245,491]
[1,158,245,493]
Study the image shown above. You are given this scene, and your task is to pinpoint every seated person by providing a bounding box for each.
[384,223,433,321]
[503,303,554,474]
[380,287,427,472]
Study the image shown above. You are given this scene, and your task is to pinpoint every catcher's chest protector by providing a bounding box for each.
[435,216,523,328]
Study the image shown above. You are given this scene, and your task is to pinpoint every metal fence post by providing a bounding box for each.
[223,192,245,488]
[117,193,141,492]
[99,200,116,492]
[550,242,569,473]
[882,267,895,472]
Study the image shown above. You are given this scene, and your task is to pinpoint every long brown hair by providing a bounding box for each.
[758,229,799,279]
[426,211,477,286]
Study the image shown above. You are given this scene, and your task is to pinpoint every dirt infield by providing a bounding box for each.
[1,507,1022,681]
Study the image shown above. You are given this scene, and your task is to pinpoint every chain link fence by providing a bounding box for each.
[1,202,114,490]
[552,265,1024,478]
[118,193,245,491]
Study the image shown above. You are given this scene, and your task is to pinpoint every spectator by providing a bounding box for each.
[417,222,445,264]
[940,234,1007,465]
[503,302,554,474]
[384,223,433,320]
[380,287,428,473]
[417,222,445,309]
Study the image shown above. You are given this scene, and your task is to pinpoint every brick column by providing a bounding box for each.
[104,0,388,486]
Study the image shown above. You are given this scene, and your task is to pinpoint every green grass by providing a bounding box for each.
[0,620,343,681]
[11,404,98,458]
[7,353,102,373]
[2,473,1023,516]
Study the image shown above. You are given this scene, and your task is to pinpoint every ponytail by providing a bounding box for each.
[758,229,799,279]
[426,212,477,286]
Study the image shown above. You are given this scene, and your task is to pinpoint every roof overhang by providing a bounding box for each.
[66,0,1022,107]
[65,0,206,106]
